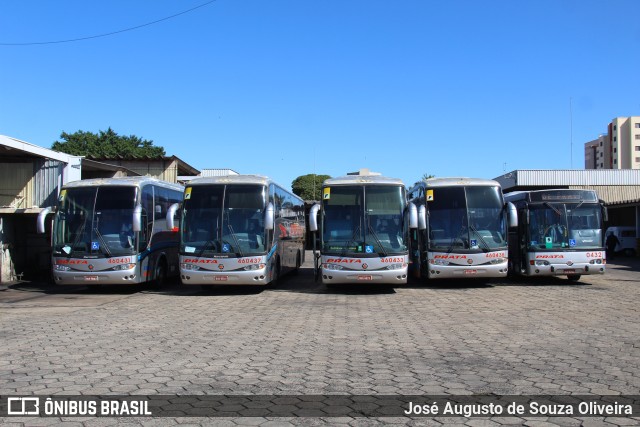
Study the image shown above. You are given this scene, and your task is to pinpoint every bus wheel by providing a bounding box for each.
[567,274,581,282]
[292,251,301,275]
[154,259,167,288]
[271,258,281,285]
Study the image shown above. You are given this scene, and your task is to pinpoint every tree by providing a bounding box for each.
[412,173,436,187]
[291,174,331,201]
[51,128,165,157]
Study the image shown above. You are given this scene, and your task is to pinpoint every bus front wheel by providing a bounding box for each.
[154,259,167,288]
[567,274,581,282]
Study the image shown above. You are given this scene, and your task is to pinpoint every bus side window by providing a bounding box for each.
[140,186,154,249]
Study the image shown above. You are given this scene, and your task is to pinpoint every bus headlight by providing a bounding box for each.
[489,258,506,265]
[54,264,71,271]
[534,260,550,266]
[430,259,450,266]
[242,264,266,271]
[324,263,344,270]
[110,263,136,271]
[589,259,603,265]
[181,263,201,271]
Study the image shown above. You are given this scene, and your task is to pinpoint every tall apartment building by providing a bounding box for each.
[585,116,640,169]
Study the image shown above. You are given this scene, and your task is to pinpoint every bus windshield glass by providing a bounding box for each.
[322,185,407,255]
[528,203,602,250]
[181,184,267,257]
[428,186,506,252]
[53,186,137,257]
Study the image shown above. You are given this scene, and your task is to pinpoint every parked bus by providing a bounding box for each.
[505,189,606,281]
[167,175,305,286]
[407,177,517,280]
[308,172,415,285]
[37,177,184,285]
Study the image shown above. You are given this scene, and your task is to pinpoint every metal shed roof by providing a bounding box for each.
[494,169,640,206]
[495,169,640,189]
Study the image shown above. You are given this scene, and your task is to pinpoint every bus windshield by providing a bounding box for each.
[181,184,267,257]
[528,203,602,250]
[322,185,407,255]
[428,186,506,252]
[53,186,137,257]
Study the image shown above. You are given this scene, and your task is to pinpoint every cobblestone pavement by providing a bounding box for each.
[1,252,639,426]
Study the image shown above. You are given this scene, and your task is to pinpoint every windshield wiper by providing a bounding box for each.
[468,223,491,252]
[366,221,388,257]
[93,227,113,257]
[544,202,563,216]
[197,240,218,258]
[66,216,88,256]
[447,223,468,253]
[226,223,244,258]
[341,223,362,256]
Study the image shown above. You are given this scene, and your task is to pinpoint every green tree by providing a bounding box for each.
[51,128,165,157]
[291,174,331,201]
[412,173,435,187]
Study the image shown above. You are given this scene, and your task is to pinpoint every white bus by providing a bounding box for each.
[408,178,517,280]
[505,189,606,281]
[168,175,305,286]
[309,173,415,285]
[37,177,184,285]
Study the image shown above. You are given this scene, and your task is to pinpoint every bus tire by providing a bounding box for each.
[271,258,281,285]
[154,258,167,288]
[567,274,581,282]
[292,251,301,275]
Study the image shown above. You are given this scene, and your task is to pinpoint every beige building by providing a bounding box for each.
[585,116,640,169]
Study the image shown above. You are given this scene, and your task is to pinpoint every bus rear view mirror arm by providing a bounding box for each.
[309,203,320,232]
[265,202,274,231]
[167,203,180,231]
[133,205,143,233]
[37,207,53,234]
[507,202,518,228]
[407,202,418,230]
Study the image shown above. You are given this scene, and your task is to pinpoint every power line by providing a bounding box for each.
[0,0,216,46]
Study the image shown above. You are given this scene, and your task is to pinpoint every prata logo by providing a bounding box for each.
[7,397,40,415]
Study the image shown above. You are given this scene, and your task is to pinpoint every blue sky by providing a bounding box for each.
[1,0,639,189]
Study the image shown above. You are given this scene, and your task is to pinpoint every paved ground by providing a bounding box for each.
[1,252,639,426]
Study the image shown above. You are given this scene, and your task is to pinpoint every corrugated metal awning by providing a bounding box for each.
[568,185,640,206]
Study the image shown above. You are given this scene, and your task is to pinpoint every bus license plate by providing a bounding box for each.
[464,270,477,275]
[357,275,373,281]
[214,276,228,281]
[563,269,575,274]
[84,276,98,281]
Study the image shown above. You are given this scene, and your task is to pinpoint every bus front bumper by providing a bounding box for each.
[427,263,508,279]
[180,268,270,285]
[525,263,605,277]
[52,270,139,285]
[321,268,408,285]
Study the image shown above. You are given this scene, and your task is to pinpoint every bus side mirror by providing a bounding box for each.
[602,206,608,222]
[418,205,427,230]
[167,203,180,231]
[309,203,320,232]
[507,202,518,228]
[133,205,142,232]
[407,202,418,229]
[265,202,274,231]
[37,207,52,234]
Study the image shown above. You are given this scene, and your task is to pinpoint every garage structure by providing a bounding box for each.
[0,135,199,284]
